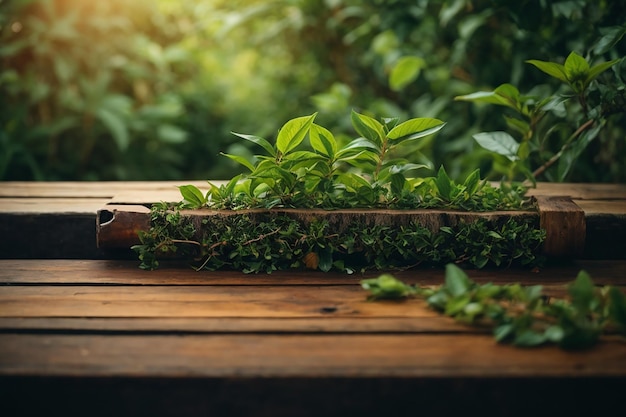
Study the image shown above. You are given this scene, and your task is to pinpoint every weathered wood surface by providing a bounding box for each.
[2,182,626,416]
[1,181,626,259]
[1,259,625,416]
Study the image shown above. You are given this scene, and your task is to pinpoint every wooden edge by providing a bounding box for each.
[96,205,151,249]
[533,196,586,257]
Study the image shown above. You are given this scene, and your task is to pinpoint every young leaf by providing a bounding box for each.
[276,113,317,156]
[444,263,472,297]
[454,84,521,111]
[435,166,453,200]
[473,131,520,161]
[568,270,595,312]
[387,118,445,142]
[231,132,276,157]
[179,184,206,208]
[220,152,255,172]
[389,56,425,91]
[310,123,337,158]
[351,110,385,147]
[462,169,482,195]
[563,51,590,83]
[526,59,568,83]
[585,58,620,85]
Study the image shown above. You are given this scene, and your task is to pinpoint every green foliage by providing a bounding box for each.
[180,112,530,211]
[361,274,418,301]
[133,204,545,273]
[456,51,623,182]
[362,264,626,350]
[3,0,624,181]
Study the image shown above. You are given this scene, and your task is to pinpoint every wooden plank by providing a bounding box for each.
[576,200,626,215]
[0,285,440,318]
[534,196,586,257]
[0,213,107,259]
[2,259,626,286]
[0,198,110,214]
[1,333,625,378]
[527,182,626,200]
[0,181,208,198]
[0,317,476,334]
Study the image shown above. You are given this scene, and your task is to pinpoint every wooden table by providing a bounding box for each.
[1,182,626,416]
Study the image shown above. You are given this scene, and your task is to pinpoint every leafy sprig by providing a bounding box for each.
[178,111,530,212]
[362,264,626,349]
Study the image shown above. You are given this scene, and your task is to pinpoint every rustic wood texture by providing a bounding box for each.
[2,181,626,259]
[534,195,586,257]
[2,182,626,416]
[1,257,625,416]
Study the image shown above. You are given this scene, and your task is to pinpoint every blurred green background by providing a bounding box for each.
[1,0,624,182]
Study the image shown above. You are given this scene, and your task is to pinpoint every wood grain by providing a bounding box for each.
[1,259,625,286]
[1,333,625,378]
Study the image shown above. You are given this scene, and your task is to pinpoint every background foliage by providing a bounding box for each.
[1,0,624,181]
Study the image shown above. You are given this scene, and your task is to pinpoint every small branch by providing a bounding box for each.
[531,119,595,180]
[242,228,282,246]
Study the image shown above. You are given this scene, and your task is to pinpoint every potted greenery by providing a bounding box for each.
[129,51,620,273]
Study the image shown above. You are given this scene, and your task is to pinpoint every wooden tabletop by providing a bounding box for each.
[1,182,626,416]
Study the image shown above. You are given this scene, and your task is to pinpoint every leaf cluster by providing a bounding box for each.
[179,111,530,212]
[456,51,624,182]
[362,264,626,350]
[133,204,545,273]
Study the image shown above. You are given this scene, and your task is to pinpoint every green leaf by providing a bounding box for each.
[526,59,568,83]
[608,287,626,334]
[231,132,276,157]
[444,263,471,297]
[544,325,565,343]
[96,108,129,150]
[318,246,333,272]
[514,329,547,347]
[592,26,626,55]
[455,84,522,111]
[351,110,385,147]
[361,274,416,300]
[585,58,620,85]
[335,172,371,192]
[568,270,595,312]
[389,56,425,91]
[220,152,255,172]
[564,51,590,83]
[387,118,445,142]
[336,137,380,157]
[276,113,317,155]
[494,323,514,342]
[557,121,603,181]
[462,169,482,195]
[473,131,520,161]
[179,184,206,208]
[310,124,337,158]
[157,124,187,144]
[435,166,453,200]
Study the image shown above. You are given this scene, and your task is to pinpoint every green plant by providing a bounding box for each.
[362,263,626,350]
[133,203,545,273]
[179,111,530,211]
[456,51,624,182]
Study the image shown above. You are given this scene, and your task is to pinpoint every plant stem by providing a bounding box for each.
[531,119,595,180]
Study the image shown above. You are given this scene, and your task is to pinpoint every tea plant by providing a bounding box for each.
[133,203,545,273]
[179,111,530,211]
[362,264,626,350]
[456,51,624,182]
